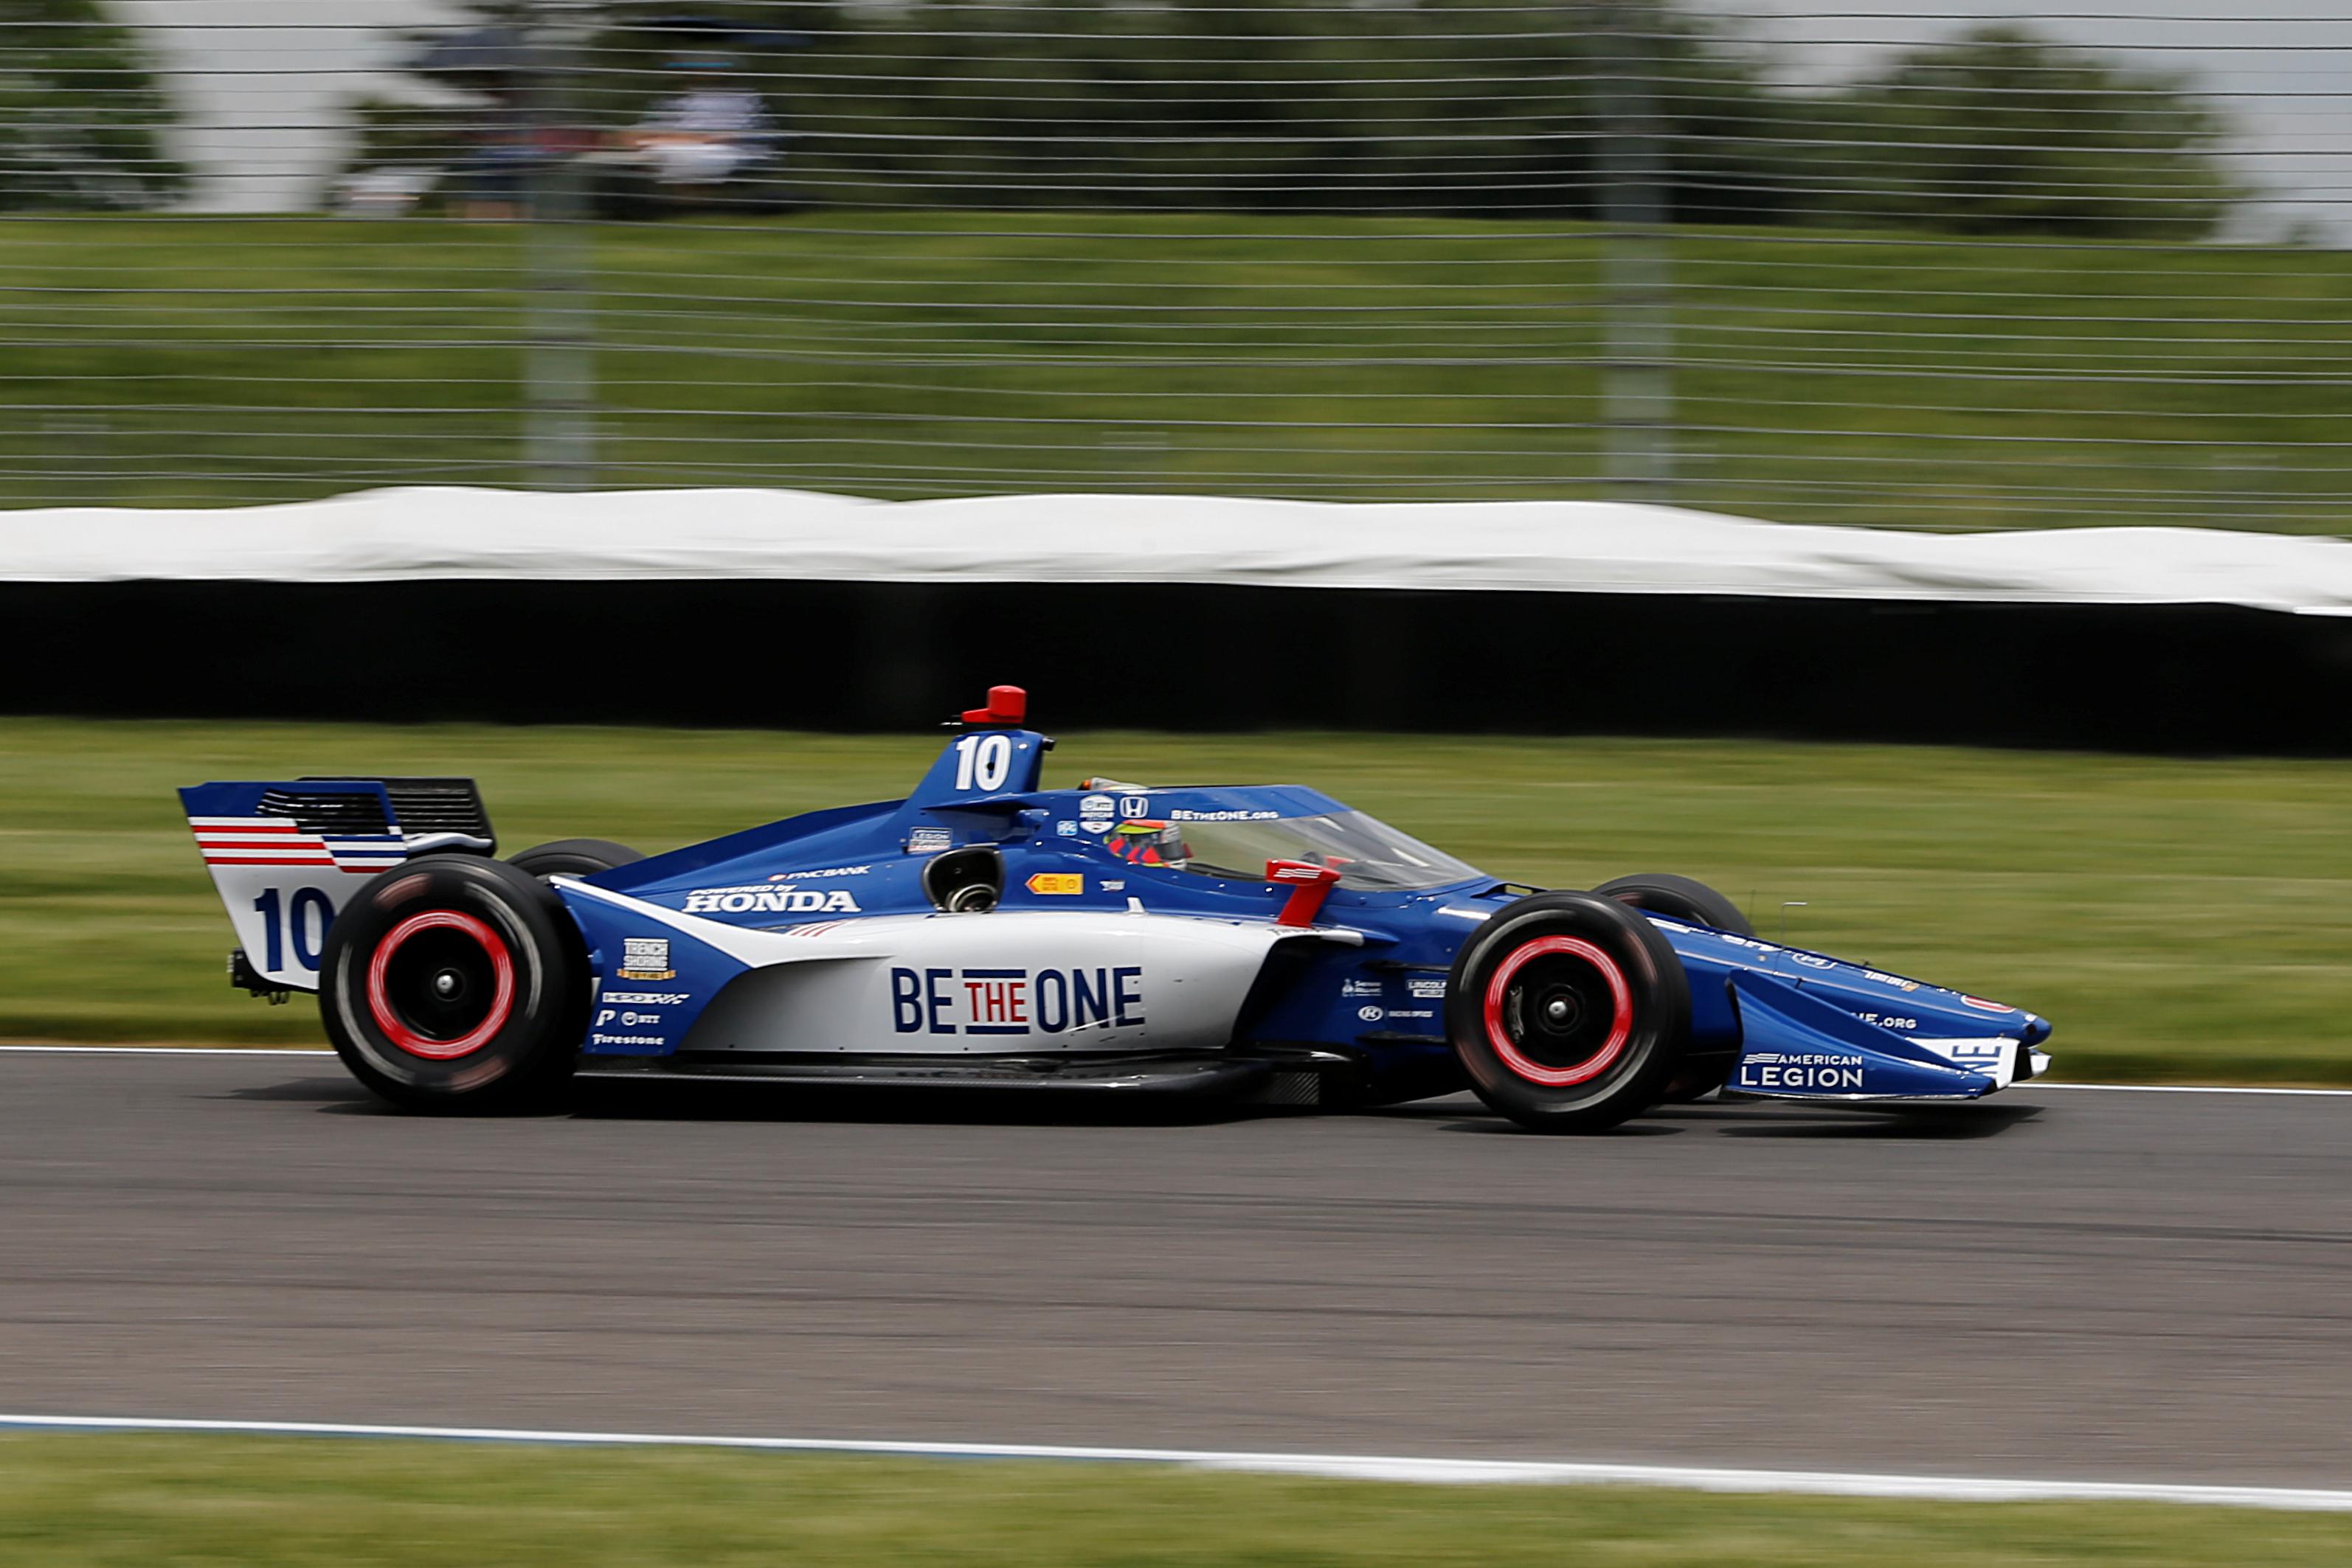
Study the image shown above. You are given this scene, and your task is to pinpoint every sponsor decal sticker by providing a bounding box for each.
[1388,1008,1436,1021]
[907,827,952,855]
[1855,1012,1918,1030]
[776,864,870,881]
[617,937,674,982]
[1119,795,1150,819]
[1962,996,2013,1013]
[1056,820,1079,838]
[1791,952,1834,970]
[602,991,688,1006]
[1737,1050,1866,1092]
[1025,873,1084,896]
[1710,932,1777,954]
[889,965,1145,1036]
[683,884,862,915]
[1166,808,1280,822]
[1357,1005,1385,1023]
[1862,969,1921,992]
[1341,977,1382,999]
[590,1033,665,1048]
[593,1008,664,1029]
[1078,794,1116,831]
[1408,977,1446,999]
[1099,879,1125,892]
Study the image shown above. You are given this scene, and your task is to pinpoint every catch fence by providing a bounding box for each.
[1,1,2347,533]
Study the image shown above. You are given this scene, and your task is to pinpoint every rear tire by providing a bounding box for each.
[1445,891,1690,1133]
[1593,873,1750,1101]
[508,839,643,878]
[320,854,587,1111]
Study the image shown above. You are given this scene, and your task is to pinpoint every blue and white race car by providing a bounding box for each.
[179,686,2050,1131]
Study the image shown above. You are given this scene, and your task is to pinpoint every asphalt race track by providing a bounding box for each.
[2,1051,2347,1489]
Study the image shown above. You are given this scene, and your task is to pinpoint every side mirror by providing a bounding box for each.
[1266,859,1342,927]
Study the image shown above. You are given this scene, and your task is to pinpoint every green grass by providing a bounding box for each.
[2,716,2348,1082]
[2,212,2347,530]
[1,1435,2349,1567]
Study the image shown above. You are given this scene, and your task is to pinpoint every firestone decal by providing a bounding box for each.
[890,965,1144,1036]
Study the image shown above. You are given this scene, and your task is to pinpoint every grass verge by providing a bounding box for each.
[1,1435,2350,1567]
[1,716,2348,1081]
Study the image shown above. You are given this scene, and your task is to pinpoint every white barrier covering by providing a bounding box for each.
[7,487,2352,614]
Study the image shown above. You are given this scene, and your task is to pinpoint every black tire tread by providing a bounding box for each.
[508,839,645,878]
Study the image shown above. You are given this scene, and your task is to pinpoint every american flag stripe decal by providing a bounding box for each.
[190,816,407,873]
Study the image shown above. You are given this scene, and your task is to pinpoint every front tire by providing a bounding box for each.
[1445,891,1691,1133]
[320,854,587,1111]
[1593,873,1754,937]
[1594,873,1750,1101]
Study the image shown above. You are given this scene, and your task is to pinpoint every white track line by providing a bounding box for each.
[1,1046,2348,1098]
[2026,1082,2352,1098]
[0,1414,2344,1510]
[0,1044,333,1057]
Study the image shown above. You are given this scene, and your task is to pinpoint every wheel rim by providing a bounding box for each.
[365,909,516,1061]
[1482,934,1633,1087]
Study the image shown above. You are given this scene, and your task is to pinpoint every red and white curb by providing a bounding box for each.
[0,1413,2347,1510]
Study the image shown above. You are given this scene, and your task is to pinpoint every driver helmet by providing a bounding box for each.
[1110,819,1187,867]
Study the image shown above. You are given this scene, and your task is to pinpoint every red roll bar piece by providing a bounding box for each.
[1267,859,1343,927]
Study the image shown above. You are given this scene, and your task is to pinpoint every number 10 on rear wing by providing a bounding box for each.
[179,778,494,993]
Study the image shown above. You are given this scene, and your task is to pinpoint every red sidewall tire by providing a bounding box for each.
[1446,891,1691,1133]
[1592,873,1751,1100]
[320,854,587,1111]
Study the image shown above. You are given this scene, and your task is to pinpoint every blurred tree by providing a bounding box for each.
[324,4,2244,236]
[784,0,1791,221]
[0,0,188,211]
[1798,25,2238,237]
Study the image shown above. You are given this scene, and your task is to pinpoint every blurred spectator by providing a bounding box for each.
[626,55,775,190]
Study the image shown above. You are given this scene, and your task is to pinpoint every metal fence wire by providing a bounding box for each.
[1,1,2347,533]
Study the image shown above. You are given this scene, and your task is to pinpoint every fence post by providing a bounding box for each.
[522,0,595,490]
[1594,0,1674,496]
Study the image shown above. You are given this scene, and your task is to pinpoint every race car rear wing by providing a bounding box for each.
[177,777,494,996]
